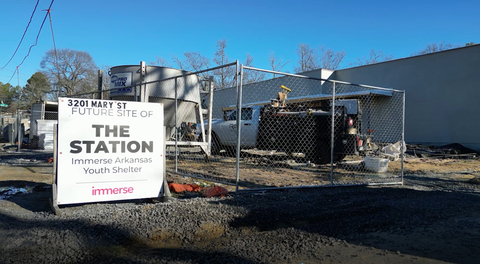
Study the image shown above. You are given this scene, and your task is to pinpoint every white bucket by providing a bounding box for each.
[363,156,389,173]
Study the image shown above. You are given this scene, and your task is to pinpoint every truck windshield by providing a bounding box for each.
[227,108,253,121]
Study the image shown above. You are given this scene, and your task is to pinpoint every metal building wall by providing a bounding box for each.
[328,44,480,151]
[209,70,333,119]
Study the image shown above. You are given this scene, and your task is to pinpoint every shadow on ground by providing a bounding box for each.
[0,211,256,263]
[219,185,480,264]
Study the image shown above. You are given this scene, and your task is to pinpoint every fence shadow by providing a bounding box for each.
[217,185,480,264]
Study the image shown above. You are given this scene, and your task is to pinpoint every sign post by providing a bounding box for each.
[56,98,164,205]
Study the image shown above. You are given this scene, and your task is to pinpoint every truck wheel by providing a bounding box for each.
[333,154,346,163]
[199,133,221,155]
[225,146,236,157]
[306,142,331,165]
[210,134,221,155]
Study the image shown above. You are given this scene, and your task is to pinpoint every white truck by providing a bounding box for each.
[207,105,261,155]
[204,100,374,164]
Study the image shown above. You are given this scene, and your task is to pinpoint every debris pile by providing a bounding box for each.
[167,182,228,198]
[407,143,477,159]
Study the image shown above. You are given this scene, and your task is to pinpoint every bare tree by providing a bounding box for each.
[243,53,265,84]
[172,52,210,72]
[352,49,394,66]
[319,46,346,70]
[171,51,212,94]
[212,39,236,89]
[184,52,210,72]
[244,53,254,68]
[412,42,460,56]
[294,44,318,73]
[40,48,97,97]
[171,52,210,84]
[268,52,290,78]
[171,54,184,70]
[294,44,346,72]
[149,56,170,67]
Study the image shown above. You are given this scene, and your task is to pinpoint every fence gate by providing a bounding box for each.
[230,66,405,190]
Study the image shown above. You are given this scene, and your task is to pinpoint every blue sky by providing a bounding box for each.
[0,0,478,87]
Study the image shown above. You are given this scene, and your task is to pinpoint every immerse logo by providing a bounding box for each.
[91,186,134,196]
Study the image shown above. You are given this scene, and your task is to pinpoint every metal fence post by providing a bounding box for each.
[235,61,242,192]
[97,69,103,100]
[0,114,3,140]
[330,82,336,185]
[174,77,178,173]
[134,84,138,102]
[140,61,147,103]
[401,91,406,185]
[17,110,21,152]
[207,76,214,154]
[10,114,14,145]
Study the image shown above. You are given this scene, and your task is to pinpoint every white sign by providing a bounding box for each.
[57,98,164,205]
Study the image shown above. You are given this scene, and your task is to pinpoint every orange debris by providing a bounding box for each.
[205,186,228,198]
[168,183,201,193]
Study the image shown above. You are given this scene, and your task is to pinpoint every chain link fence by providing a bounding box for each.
[1,109,58,151]
[222,66,404,190]
[232,67,405,188]
[5,62,404,191]
[328,81,405,185]
[1,112,19,146]
[149,64,239,187]
[155,64,404,190]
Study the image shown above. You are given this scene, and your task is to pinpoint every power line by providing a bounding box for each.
[0,67,28,76]
[15,0,55,68]
[5,0,55,85]
[5,70,16,85]
[3,68,21,87]
[0,0,40,69]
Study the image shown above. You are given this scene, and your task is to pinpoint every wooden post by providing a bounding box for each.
[97,69,103,100]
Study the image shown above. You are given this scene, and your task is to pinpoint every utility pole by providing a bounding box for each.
[44,8,58,64]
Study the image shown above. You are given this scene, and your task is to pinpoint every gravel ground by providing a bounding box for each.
[1,150,480,263]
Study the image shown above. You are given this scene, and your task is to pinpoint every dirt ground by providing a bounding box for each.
[165,153,480,192]
[1,144,480,263]
[3,153,479,189]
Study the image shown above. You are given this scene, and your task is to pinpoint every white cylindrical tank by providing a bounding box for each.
[109,65,202,140]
